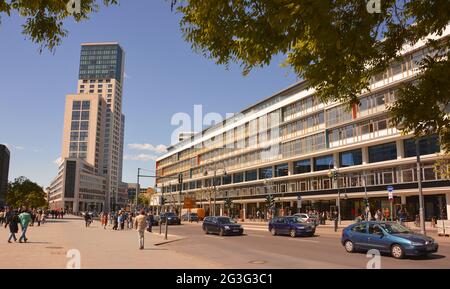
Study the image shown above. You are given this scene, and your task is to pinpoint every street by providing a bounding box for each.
[0,216,449,269]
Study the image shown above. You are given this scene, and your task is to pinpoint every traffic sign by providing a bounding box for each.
[387,185,394,200]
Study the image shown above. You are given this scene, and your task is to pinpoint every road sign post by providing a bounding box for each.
[387,186,394,221]
[296,195,302,213]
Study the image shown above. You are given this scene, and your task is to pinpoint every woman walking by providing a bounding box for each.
[4,211,19,243]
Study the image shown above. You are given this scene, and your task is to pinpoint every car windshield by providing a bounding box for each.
[165,213,176,216]
[217,217,235,224]
[379,223,410,234]
[288,216,304,223]
[191,213,197,216]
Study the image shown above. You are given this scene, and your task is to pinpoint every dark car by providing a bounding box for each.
[202,216,244,236]
[269,216,316,237]
[182,213,199,222]
[159,212,181,225]
[341,221,438,259]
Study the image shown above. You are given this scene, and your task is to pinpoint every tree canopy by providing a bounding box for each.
[7,176,47,209]
[171,0,450,150]
[0,0,118,52]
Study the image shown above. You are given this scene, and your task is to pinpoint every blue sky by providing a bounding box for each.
[0,0,297,188]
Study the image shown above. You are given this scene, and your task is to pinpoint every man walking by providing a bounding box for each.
[18,209,32,243]
[134,210,147,250]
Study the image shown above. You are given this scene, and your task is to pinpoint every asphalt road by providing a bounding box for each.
[161,221,450,269]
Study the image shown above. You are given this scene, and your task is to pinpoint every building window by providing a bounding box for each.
[72,101,81,110]
[259,167,273,179]
[222,174,232,185]
[245,170,257,181]
[292,160,310,175]
[339,149,363,167]
[71,121,80,130]
[404,135,440,157]
[233,172,244,183]
[82,101,90,110]
[80,121,89,131]
[81,111,90,120]
[275,163,288,177]
[314,155,333,171]
[72,111,81,120]
[368,142,397,163]
[70,132,79,141]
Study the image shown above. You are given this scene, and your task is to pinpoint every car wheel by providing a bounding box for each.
[203,227,208,234]
[270,228,277,236]
[391,244,405,259]
[344,240,355,253]
[290,229,296,238]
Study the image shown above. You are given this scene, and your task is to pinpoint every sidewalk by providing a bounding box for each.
[0,216,220,269]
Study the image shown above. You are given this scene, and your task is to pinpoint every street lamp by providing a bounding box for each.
[328,167,341,225]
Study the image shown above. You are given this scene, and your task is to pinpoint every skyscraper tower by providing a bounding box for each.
[77,43,125,211]
[50,42,125,213]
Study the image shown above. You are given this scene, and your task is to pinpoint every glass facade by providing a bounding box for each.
[293,159,311,174]
[368,142,397,163]
[314,155,333,171]
[339,149,363,167]
[275,163,288,177]
[404,135,440,157]
[245,170,257,181]
[259,167,273,179]
[79,44,123,81]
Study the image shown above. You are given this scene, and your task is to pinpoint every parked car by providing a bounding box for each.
[202,216,244,236]
[159,212,181,225]
[341,221,438,259]
[182,213,199,222]
[269,216,316,237]
[293,213,319,226]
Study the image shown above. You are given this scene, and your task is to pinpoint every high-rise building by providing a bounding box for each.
[155,29,450,221]
[0,144,10,207]
[49,42,126,213]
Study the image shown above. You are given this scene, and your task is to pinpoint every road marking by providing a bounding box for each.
[243,226,268,232]
[205,235,225,240]
[246,234,266,238]
[288,238,320,243]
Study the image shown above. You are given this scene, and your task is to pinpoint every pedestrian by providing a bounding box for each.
[134,210,148,250]
[147,213,154,233]
[0,210,5,225]
[84,212,92,227]
[101,212,108,229]
[18,209,32,243]
[4,210,19,243]
[333,210,338,232]
[36,210,42,227]
[112,213,119,230]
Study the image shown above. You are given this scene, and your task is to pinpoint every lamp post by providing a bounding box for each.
[328,167,341,225]
[415,139,426,235]
[136,168,156,212]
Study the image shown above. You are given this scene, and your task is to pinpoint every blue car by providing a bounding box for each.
[202,216,244,236]
[269,216,316,237]
[341,221,438,259]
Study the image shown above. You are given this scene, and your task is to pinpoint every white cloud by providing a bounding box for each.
[3,143,24,151]
[124,154,158,162]
[53,157,63,165]
[128,143,167,153]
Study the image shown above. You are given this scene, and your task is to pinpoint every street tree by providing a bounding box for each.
[7,176,47,209]
[171,0,450,149]
[0,0,118,52]
[137,192,150,207]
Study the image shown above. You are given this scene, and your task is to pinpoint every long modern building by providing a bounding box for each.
[49,42,126,213]
[155,29,450,221]
[0,144,10,207]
